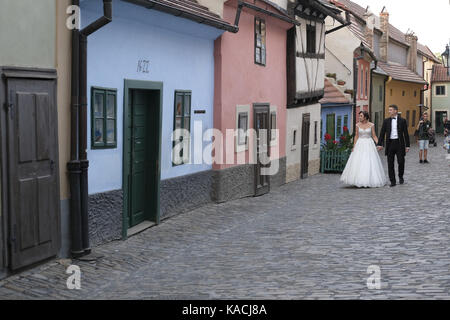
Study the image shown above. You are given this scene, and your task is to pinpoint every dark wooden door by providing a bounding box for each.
[6,77,60,270]
[254,104,270,196]
[129,90,150,228]
[436,111,446,134]
[301,114,311,179]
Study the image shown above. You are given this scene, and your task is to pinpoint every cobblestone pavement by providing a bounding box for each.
[0,137,449,300]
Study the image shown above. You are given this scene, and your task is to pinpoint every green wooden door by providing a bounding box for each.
[326,113,336,141]
[129,90,149,227]
[123,81,162,237]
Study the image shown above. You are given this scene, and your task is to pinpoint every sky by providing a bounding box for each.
[352,0,450,55]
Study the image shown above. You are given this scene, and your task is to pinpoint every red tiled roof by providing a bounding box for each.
[378,61,426,84]
[332,0,436,61]
[418,44,441,63]
[126,0,236,31]
[431,64,450,82]
[320,79,352,104]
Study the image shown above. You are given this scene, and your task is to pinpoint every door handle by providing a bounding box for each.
[50,160,55,172]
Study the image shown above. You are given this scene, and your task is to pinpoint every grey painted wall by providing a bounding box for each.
[0,0,56,68]
[388,42,407,66]
[417,54,424,76]
[373,33,381,59]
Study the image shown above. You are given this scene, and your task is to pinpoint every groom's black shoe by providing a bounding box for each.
[399,178,405,185]
[390,182,397,187]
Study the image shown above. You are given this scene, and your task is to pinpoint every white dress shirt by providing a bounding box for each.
[390,116,399,139]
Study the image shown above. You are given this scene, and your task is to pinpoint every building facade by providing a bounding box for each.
[0,0,72,278]
[431,64,450,134]
[79,0,235,245]
[212,0,295,202]
[286,0,345,182]
[326,0,434,137]
[320,78,353,143]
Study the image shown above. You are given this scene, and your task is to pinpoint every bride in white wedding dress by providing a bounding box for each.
[340,111,387,188]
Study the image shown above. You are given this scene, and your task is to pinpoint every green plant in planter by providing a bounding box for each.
[322,126,354,152]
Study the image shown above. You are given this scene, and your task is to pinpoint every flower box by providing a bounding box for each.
[320,149,351,173]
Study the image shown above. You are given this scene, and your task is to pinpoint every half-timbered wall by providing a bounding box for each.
[295,17,326,95]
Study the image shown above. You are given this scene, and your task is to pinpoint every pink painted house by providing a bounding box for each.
[212,0,297,202]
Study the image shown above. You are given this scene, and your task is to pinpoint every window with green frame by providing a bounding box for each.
[337,115,342,136]
[91,87,117,149]
[173,90,191,166]
[343,115,348,131]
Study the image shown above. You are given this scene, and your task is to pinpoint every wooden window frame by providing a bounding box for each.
[270,111,277,142]
[306,24,316,54]
[172,90,192,166]
[314,121,318,145]
[91,87,117,149]
[254,17,266,66]
[237,112,249,146]
[365,69,368,98]
[436,85,446,96]
[337,115,342,136]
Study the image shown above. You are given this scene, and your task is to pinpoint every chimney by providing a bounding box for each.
[379,10,389,63]
[363,10,375,50]
[406,32,418,72]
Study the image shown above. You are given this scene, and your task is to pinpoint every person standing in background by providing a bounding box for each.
[416,112,432,164]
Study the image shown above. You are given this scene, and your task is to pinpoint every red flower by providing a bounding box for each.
[343,126,349,132]
[333,140,338,145]
[325,133,332,141]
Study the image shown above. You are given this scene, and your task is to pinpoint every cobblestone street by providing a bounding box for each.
[0,137,449,300]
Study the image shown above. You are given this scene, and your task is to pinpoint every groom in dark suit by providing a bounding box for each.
[377,105,410,187]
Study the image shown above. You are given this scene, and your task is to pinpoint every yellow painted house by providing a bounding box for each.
[380,61,427,136]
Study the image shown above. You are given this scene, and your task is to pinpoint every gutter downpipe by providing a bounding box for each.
[68,0,83,257]
[69,0,112,257]
[369,60,378,120]
[79,0,113,255]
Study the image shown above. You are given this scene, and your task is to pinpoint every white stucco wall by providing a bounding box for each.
[285,104,321,182]
[196,0,225,18]
[324,17,359,91]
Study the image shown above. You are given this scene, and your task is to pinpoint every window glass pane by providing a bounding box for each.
[94,92,104,118]
[261,48,266,65]
[184,117,191,132]
[255,19,260,33]
[184,95,191,116]
[175,116,182,130]
[94,119,104,143]
[255,48,261,64]
[106,120,115,143]
[238,113,248,145]
[256,34,262,48]
[106,94,115,118]
[175,95,183,116]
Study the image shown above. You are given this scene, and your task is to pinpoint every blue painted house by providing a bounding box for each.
[320,78,353,144]
[81,0,236,245]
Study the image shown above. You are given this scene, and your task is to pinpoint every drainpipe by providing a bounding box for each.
[69,0,112,257]
[68,0,83,257]
[79,0,112,255]
[369,60,377,119]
